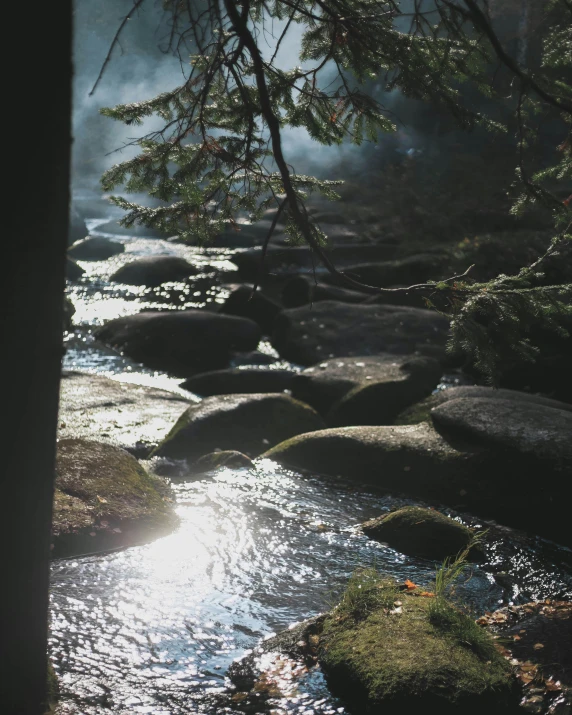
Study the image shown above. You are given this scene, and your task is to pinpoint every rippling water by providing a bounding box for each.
[54,211,572,713]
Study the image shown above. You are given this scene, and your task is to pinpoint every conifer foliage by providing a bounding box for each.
[100,0,571,381]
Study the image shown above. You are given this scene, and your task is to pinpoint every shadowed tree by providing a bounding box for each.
[2,3,72,713]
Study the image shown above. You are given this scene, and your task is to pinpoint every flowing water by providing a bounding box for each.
[52,200,572,713]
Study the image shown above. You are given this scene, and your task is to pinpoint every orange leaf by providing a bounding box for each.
[404,579,417,590]
[418,591,435,598]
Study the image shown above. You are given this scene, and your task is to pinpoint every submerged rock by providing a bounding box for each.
[68,236,125,260]
[180,367,296,396]
[109,256,199,286]
[318,574,517,714]
[292,355,440,421]
[95,310,262,376]
[53,438,177,557]
[192,450,253,472]
[362,506,479,561]
[153,393,326,461]
[66,256,85,281]
[271,301,449,366]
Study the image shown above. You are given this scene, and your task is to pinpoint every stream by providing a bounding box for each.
[52,197,572,714]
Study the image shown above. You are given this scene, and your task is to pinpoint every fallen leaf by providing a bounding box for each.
[533,643,544,650]
[545,679,561,692]
[96,495,108,504]
[418,591,435,598]
[404,579,417,590]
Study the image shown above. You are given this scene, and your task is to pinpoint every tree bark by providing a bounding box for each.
[1,2,72,713]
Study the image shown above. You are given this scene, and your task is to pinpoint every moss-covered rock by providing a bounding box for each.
[192,450,253,472]
[319,573,517,714]
[53,439,178,557]
[362,506,479,561]
[62,296,75,332]
[396,385,572,425]
[153,393,326,461]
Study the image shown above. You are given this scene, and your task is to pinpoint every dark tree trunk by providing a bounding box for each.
[1,3,72,713]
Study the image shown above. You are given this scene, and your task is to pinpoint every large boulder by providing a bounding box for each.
[271,301,449,365]
[180,367,296,396]
[397,385,572,425]
[66,256,85,281]
[431,397,572,471]
[53,438,177,557]
[153,393,326,461]
[282,275,368,308]
[109,256,199,286]
[95,310,262,376]
[322,253,447,288]
[362,506,479,561]
[319,574,517,715]
[68,236,125,260]
[292,355,440,419]
[232,243,399,280]
[263,422,571,546]
[59,371,192,453]
[219,285,282,333]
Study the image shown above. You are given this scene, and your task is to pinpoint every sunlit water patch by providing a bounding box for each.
[50,462,572,714]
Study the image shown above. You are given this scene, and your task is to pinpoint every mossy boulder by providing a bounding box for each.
[192,450,253,472]
[53,438,178,557]
[293,355,440,419]
[396,385,572,425]
[153,393,326,461]
[362,506,479,561]
[109,255,199,286]
[68,236,125,260]
[95,309,262,376]
[271,301,449,366]
[180,366,296,396]
[319,574,517,714]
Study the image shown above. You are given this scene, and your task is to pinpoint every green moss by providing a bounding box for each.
[362,506,480,561]
[320,572,515,714]
[44,661,59,714]
[53,439,177,555]
[394,395,438,425]
[150,408,193,457]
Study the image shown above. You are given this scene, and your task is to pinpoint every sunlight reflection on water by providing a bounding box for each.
[50,463,572,714]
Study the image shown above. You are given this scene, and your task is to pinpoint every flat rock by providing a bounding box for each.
[59,371,192,452]
[95,309,262,376]
[109,256,199,286]
[68,236,125,260]
[271,301,449,365]
[53,438,177,557]
[153,392,326,461]
[431,397,572,469]
[180,367,296,396]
